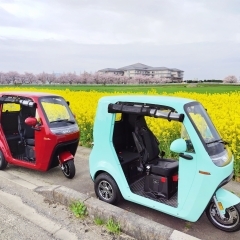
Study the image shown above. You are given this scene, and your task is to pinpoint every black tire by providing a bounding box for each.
[206,202,240,232]
[94,173,121,205]
[62,160,75,179]
[0,150,8,170]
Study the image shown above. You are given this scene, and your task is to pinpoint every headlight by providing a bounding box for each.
[50,124,79,135]
[211,148,232,167]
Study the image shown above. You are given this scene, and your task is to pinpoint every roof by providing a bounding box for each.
[98,63,184,73]
[98,95,195,111]
[98,68,123,72]
[118,63,152,70]
[171,68,184,72]
[118,63,183,72]
[0,91,59,98]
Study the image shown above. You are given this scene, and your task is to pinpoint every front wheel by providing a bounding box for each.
[61,160,75,179]
[206,202,240,232]
[0,150,8,170]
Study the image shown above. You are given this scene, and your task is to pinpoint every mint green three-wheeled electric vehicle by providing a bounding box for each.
[89,95,240,232]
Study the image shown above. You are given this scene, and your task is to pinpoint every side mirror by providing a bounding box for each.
[25,117,41,131]
[25,117,38,127]
[170,138,193,160]
[170,138,187,153]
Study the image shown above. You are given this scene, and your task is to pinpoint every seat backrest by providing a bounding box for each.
[18,106,35,140]
[134,116,160,163]
[113,113,137,152]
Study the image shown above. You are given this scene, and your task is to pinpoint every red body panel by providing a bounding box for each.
[59,151,74,163]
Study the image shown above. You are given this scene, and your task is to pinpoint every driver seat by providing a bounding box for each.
[18,106,36,160]
[18,106,35,146]
[132,115,179,199]
[132,116,179,177]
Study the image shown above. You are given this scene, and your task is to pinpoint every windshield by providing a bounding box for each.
[40,96,75,125]
[185,102,232,167]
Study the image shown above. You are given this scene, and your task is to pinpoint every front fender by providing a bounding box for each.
[59,151,74,163]
[216,188,240,209]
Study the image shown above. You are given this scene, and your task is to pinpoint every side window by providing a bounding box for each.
[145,116,182,159]
[181,125,195,153]
[2,103,20,112]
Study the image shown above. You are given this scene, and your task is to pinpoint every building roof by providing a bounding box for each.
[118,63,151,70]
[171,68,184,72]
[98,63,183,72]
[98,68,123,72]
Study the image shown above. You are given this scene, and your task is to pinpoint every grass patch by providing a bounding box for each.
[105,218,121,235]
[1,83,240,94]
[69,201,88,218]
[94,216,105,226]
[185,221,192,229]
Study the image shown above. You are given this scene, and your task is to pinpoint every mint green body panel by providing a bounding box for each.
[89,95,240,222]
[216,188,240,209]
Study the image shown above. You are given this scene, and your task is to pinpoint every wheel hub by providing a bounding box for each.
[99,181,113,200]
[210,204,239,227]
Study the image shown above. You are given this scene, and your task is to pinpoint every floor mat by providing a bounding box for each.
[130,177,178,208]
[13,154,36,163]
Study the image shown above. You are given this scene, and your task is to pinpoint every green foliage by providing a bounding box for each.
[2,83,240,94]
[94,216,105,225]
[69,201,88,218]
[80,121,93,147]
[185,221,192,229]
[105,218,121,235]
[94,217,121,234]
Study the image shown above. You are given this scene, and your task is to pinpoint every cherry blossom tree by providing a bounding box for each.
[63,72,78,84]
[0,72,7,84]
[0,70,181,85]
[58,73,69,84]
[223,75,238,83]
[36,72,49,84]
[14,73,25,85]
[122,75,131,84]
[79,72,92,84]
[47,73,57,84]
[23,72,37,84]
[4,71,19,84]
[91,72,101,84]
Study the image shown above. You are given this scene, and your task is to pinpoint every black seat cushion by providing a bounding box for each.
[150,159,179,177]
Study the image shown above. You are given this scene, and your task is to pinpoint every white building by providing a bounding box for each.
[98,63,184,82]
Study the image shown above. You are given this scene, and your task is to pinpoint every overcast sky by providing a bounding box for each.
[0,0,239,80]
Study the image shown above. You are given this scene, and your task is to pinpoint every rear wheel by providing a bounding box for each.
[61,160,75,179]
[206,202,240,232]
[0,150,8,170]
[94,173,121,205]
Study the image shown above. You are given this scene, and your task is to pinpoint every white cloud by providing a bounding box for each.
[1,0,239,44]
[0,2,42,19]
[0,0,239,78]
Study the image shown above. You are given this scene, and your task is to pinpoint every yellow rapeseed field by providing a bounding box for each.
[1,87,240,177]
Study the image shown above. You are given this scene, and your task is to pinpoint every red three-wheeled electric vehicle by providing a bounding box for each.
[0,92,80,178]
